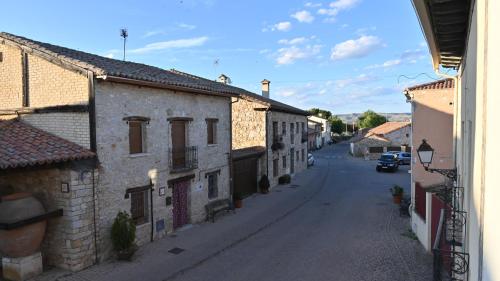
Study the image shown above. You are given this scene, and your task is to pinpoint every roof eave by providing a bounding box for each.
[411,0,441,70]
[99,75,238,99]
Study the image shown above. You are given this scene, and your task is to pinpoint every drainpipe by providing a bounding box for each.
[229,99,235,200]
[265,109,270,178]
[91,169,99,264]
[150,179,154,242]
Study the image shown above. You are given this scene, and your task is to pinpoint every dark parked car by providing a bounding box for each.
[376,153,399,172]
[396,152,411,165]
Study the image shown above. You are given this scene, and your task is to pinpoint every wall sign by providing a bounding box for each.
[156,219,165,232]
[61,183,70,193]
[159,186,166,196]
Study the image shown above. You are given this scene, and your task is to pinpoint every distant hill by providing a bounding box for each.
[335,113,411,124]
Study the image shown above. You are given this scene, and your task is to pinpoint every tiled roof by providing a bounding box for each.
[406,79,454,91]
[0,120,96,170]
[366,121,411,137]
[232,146,266,160]
[0,32,309,115]
[170,70,309,116]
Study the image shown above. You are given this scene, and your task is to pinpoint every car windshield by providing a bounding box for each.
[380,155,394,161]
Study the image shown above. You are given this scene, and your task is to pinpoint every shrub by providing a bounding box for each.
[278,174,291,185]
[259,175,270,191]
[233,192,243,201]
[111,211,136,252]
[390,185,404,196]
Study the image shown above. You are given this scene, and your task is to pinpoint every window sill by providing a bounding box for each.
[207,144,218,147]
[128,153,151,158]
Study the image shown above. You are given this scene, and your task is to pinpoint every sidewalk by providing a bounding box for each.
[31,165,326,281]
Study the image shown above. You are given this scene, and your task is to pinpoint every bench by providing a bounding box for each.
[205,199,235,222]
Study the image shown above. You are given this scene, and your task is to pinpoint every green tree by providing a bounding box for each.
[357,110,387,128]
[329,116,345,134]
[308,108,332,119]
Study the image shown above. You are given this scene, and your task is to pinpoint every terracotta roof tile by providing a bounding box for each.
[406,79,454,91]
[366,121,411,136]
[0,120,96,170]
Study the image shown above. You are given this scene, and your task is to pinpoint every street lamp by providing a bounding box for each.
[416,139,457,180]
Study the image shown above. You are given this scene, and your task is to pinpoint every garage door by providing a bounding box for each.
[233,157,258,199]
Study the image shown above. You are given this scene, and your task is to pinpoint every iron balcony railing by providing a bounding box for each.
[169,146,198,172]
[433,209,469,281]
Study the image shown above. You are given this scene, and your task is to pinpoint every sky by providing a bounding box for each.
[0,0,442,114]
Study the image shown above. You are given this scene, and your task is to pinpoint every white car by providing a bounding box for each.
[307,153,315,166]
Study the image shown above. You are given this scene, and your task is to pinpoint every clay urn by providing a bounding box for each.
[0,193,47,258]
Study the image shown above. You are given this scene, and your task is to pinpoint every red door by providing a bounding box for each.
[172,180,189,229]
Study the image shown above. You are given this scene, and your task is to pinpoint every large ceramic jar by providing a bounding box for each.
[0,193,47,258]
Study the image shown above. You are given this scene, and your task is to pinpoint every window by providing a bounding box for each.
[302,149,305,161]
[301,122,305,133]
[129,121,146,154]
[0,52,3,62]
[206,119,218,145]
[130,190,149,225]
[207,173,218,199]
[290,123,295,144]
[282,122,286,135]
[282,156,287,169]
[273,122,278,139]
[296,122,299,134]
[273,159,279,177]
[296,151,300,162]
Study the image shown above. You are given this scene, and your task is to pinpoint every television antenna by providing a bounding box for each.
[120,28,128,61]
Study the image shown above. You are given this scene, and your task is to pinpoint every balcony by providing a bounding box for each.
[169,146,198,173]
[271,134,284,151]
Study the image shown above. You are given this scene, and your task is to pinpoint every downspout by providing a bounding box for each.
[229,98,236,200]
[88,72,99,264]
[150,179,154,242]
[265,109,270,178]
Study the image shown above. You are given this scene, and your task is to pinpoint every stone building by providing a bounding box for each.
[350,122,411,158]
[0,32,240,272]
[308,115,331,147]
[230,78,309,194]
[307,119,322,150]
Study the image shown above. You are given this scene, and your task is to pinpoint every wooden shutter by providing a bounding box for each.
[129,121,143,154]
[131,191,145,224]
[273,159,279,177]
[206,119,217,144]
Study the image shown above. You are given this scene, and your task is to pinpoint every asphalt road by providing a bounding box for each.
[169,143,432,281]
[39,143,431,281]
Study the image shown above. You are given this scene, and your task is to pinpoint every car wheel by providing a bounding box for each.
[376,167,381,172]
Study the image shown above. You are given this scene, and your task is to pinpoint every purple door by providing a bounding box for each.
[172,180,189,229]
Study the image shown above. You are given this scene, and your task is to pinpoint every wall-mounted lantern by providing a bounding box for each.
[416,139,457,180]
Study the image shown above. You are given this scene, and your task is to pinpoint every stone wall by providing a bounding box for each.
[0,43,89,110]
[231,98,266,149]
[385,125,411,146]
[267,111,308,187]
[94,81,231,261]
[20,113,91,149]
[0,166,98,271]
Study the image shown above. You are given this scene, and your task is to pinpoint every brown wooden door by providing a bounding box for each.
[172,180,189,229]
[171,121,186,168]
[233,157,258,198]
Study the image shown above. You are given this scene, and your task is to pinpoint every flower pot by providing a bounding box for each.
[261,189,269,194]
[393,194,403,204]
[117,247,136,261]
[0,193,47,258]
[234,199,242,208]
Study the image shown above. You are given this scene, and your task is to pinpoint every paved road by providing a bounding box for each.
[38,143,432,281]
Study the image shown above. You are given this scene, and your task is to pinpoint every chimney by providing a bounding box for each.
[261,79,270,98]
[218,74,230,84]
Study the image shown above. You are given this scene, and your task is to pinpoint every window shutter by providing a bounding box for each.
[207,121,214,144]
[129,121,143,154]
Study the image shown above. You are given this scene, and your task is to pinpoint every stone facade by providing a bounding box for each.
[231,98,266,149]
[0,165,98,271]
[308,115,331,146]
[94,81,231,260]
[384,125,411,146]
[0,43,23,108]
[267,111,308,187]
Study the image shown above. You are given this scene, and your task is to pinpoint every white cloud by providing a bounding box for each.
[129,36,209,54]
[366,59,402,69]
[305,2,322,8]
[291,10,315,23]
[330,35,383,61]
[259,49,271,54]
[330,0,360,9]
[105,53,114,59]
[263,21,292,32]
[278,37,308,45]
[176,23,196,30]
[143,30,166,38]
[276,44,322,65]
[334,74,377,88]
[317,0,360,22]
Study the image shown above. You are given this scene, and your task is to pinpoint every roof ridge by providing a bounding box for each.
[406,78,454,91]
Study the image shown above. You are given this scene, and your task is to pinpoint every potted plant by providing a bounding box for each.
[390,185,404,204]
[259,175,270,194]
[111,211,137,261]
[278,174,291,185]
[233,192,243,208]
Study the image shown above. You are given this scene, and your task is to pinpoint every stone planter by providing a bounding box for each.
[0,193,47,258]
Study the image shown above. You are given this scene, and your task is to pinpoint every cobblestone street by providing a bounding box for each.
[33,143,432,281]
